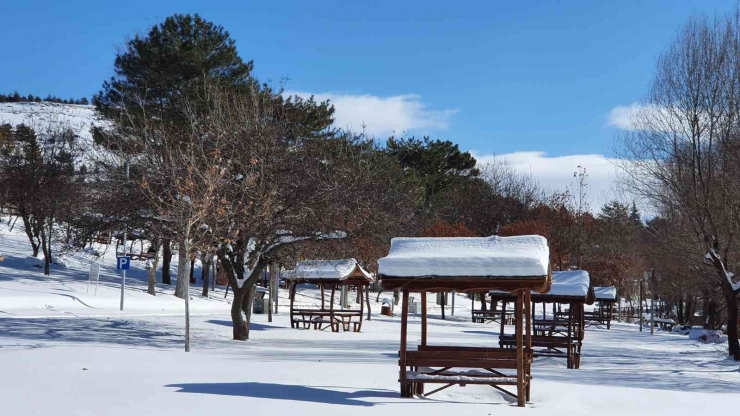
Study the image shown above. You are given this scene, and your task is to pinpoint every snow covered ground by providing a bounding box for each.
[0,221,738,415]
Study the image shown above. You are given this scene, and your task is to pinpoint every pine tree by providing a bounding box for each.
[94,13,256,125]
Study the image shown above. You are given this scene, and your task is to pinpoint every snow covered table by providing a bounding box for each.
[488,270,591,370]
[284,259,373,332]
[585,286,617,329]
[378,235,552,407]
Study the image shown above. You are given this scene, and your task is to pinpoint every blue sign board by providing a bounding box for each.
[117,256,131,270]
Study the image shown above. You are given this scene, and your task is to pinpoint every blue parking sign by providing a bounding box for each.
[117,256,131,270]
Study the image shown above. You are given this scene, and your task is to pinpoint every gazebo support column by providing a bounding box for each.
[421,290,427,346]
[320,284,325,310]
[525,290,532,402]
[366,285,371,321]
[357,284,364,331]
[499,300,507,348]
[516,289,525,407]
[289,282,296,328]
[399,288,410,397]
[330,284,337,332]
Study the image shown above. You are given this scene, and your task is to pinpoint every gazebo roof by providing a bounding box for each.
[378,235,551,292]
[593,286,617,301]
[491,270,591,302]
[283,258,373,283]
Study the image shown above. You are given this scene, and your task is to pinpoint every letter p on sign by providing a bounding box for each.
[117,256,131,270]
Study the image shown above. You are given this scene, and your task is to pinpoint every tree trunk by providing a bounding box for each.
[189,258,196,284]
[147,246,160,296]
[175,241,190,299]
[21,215,41,257]
[441,292,446,320]
[162,239,172,285]
[202,255,211,297]
[39,218,52,276]
[231,288,249,340]
[723,283,739,360]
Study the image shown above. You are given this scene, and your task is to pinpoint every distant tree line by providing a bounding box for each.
[0,91,89,105]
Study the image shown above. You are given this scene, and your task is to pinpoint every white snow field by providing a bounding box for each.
[0,223,738,415]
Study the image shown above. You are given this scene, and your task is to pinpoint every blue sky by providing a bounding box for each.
[0,0,735,205]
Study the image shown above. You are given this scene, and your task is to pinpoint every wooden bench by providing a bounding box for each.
[291,309,338,331]
[471,309,514,324]
[401,345,532,401]
[500,334,581,369]
[584,311,611,328]
[126,252,155,261]
[290,309,365,332]
[332,310,363,332]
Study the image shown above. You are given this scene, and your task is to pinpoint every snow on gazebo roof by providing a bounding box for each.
[491,270,590,299]
[283,258,373,282]
[378,235,550,278]
[594,286,617,301]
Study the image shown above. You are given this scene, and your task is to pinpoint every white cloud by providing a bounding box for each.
[472,151,623,211]
[608,102,690,132]
[284,91,457,137]
[607,104,643,130]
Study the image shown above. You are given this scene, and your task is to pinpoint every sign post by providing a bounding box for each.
[117,256,130,310]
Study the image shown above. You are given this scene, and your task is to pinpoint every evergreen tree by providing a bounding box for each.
[94,13,256,125]
[385,136,479,205]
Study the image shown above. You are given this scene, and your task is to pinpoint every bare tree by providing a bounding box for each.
[617,11,740,359]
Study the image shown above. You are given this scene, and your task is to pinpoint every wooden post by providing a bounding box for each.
[268,266,273,323]
[289,282,296,328]
[358,283,364,331]
[499,301,507,348]
[421,290,427,346]
[566,304,573,369]
[366,286,371,321]
[516,289,525,407]
[399,288,410,397]
[525,290,532,401]
[330,285,337,332]
[320,284,325,310]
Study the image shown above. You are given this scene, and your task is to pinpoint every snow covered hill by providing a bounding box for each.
[0,101,103,141]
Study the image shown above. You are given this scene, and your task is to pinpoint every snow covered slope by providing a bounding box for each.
[0,102,103,141]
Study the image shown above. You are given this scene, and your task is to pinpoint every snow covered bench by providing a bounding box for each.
[403,346,531,397]
[490,270,590,370]
[285,259,373,333]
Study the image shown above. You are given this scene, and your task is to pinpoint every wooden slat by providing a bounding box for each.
[407,350,520,359]
[405,358,520,369]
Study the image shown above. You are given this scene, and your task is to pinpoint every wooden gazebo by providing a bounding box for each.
[585,286,617,329]
[490,270,591,369]
[284,259,373,332]
[378,235,552,407]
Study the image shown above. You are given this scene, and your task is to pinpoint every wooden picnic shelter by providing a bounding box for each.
[490,270,591,370]
[585,286,617,329]
[284,259,373,332]
[378,235,552,407]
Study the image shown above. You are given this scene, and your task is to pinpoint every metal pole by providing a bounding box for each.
[639,278,643,332]
[120,162,129,311]
[650,269,655,335]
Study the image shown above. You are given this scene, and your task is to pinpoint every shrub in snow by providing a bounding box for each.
[672,325,692,335]
[689,329,726,344]
[51,255,67,268]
